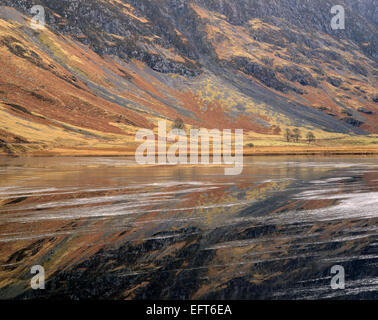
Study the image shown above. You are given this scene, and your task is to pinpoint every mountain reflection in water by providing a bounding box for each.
[0,156,377,299]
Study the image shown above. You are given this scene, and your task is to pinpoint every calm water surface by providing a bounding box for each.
[0,156,377,299]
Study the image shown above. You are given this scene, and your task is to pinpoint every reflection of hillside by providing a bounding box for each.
[0,157,377,299]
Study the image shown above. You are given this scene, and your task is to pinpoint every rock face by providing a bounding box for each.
[3,0,377,66]
[0,0,377,154]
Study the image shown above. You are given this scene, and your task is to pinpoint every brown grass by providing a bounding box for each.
[2,145,377,157]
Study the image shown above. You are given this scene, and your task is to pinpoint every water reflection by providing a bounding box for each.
[0,156,377,299]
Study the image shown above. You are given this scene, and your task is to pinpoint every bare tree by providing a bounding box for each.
[306,132,315,144]
[172,118,185,130]
[293,128,301,143]
[285,128,292,142]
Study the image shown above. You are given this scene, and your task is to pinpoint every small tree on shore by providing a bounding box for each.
[306,132,315,144]
[172,118,185,130]
[285,128,292,142]
[292,128,301,143]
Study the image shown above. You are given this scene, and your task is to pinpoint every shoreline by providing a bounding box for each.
[1,146,378,157]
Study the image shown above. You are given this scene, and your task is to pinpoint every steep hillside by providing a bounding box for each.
[0,1,377,155]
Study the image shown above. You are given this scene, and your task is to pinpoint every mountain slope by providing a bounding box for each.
[0,1,377,155]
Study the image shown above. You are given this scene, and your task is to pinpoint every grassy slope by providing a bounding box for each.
[0,6,377,156]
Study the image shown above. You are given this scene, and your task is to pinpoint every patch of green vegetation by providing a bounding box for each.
[39,33,67,64]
